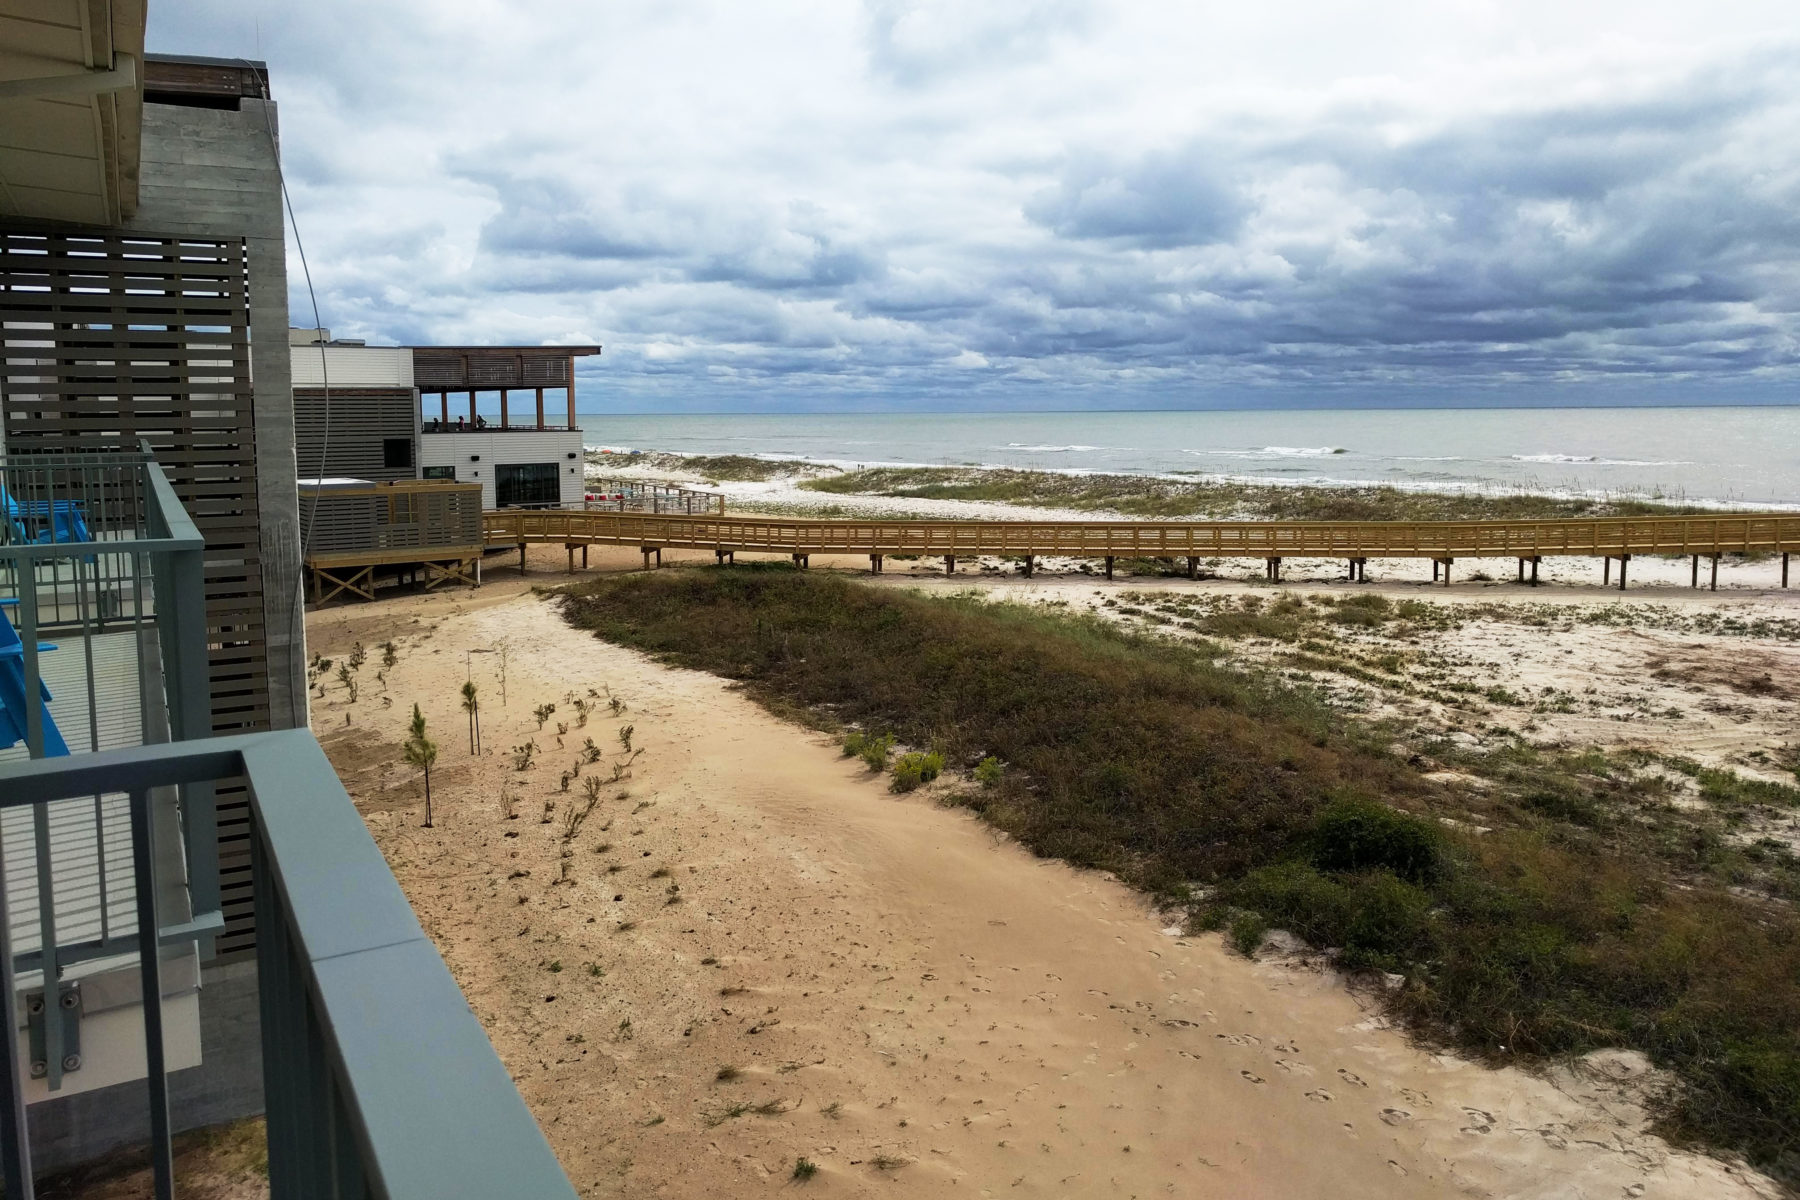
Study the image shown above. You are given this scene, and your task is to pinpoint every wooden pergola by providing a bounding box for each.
[411,345,602,431]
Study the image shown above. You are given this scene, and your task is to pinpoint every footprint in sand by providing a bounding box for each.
[1399,1087,1433,1108]
[1304,1089,1334,1103]
[1387,1160,1409,1177]
[1214,1033,1261,1047]
[1460,1108,1496,1135]
[1240,1070,1265,1084]
[1379,1108,1412,1126]
[1336,1068,1368,1088]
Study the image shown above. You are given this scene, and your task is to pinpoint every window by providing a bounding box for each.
[422,465,456,480]
[384,437,415,469]
[495,462,560,508]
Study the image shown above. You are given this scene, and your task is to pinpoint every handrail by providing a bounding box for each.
[484,508,1800,559]
[0,730,578,1199]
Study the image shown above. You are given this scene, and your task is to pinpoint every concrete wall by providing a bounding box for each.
[130,96,305,734]
[419,428,586,509]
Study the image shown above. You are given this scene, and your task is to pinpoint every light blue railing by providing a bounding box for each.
[0,445,218,1101]
[0,731,578,1199]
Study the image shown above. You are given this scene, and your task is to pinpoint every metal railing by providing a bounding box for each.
[581,479,724,516]
[0,731,578,1199]
[1,446,218,1102]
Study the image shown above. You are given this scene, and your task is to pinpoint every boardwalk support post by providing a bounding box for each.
[1022,554,1035,578]
[518,542,527,575]
[1617,554,1629,591]
[792,553,809,570]
[1104,556,1115,581]
[1186,556,1198,579]
[945,555,956,576]
[869,554,883,574]
[1530,557,1540,586]
[1692,554,1700,588]
[1711,553,1720,591]
[642,547,653,571]
[1784,552,1790,589]
[1440,558,1452,587]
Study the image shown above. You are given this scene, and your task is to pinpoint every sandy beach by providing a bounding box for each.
[300,543,1792,1198]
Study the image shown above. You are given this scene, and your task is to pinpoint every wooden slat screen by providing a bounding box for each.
[1,228,267,954]
[294,385,415,482]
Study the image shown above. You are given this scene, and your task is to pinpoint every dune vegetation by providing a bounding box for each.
[799,465,1702,522]
[560,566,1800,1182]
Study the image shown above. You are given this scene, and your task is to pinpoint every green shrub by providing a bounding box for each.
[1228,912,1268,957]
[842,730,866,758]
[890,750,945,793]
[1310,796,1442,884]
[1521,788,1600,826]
[1340,871,1434,970]
[974,756,1005,788]
[858,732,894,771]
[1227,862,1354,946]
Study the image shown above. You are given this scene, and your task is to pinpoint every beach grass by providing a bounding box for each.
[799,465,1702,522]
[560,565,1800,1180]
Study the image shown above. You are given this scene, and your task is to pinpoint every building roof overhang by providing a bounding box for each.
[0,0,147,226]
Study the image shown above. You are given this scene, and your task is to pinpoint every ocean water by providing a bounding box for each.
[580,407,1800,508]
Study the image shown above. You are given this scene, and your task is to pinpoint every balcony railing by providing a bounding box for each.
[0,731,578,1199]
[1,446,219,1104]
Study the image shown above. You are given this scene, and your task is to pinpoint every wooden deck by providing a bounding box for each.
[302,480,485,601]
[485,508,1799,589]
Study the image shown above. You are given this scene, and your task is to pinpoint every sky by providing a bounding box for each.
[149,1,1800,412]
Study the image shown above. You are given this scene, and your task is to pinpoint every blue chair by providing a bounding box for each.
[1,484,92,546]
[0,599,69,756]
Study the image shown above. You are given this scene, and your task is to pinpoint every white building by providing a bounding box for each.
[292,333,601,509]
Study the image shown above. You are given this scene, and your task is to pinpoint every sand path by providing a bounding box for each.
[308,558,1780,1199]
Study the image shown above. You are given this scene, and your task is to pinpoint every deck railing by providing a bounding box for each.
[0,732,578,1199]
[582,479,724,516]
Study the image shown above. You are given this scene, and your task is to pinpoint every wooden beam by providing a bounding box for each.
[536,387,545,429]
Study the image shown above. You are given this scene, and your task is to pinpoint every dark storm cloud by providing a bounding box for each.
[146,1,1800,408]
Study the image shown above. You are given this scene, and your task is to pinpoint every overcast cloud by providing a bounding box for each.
[150,1,1800,410]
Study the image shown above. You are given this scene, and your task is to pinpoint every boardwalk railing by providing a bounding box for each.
[487,509,1800,561]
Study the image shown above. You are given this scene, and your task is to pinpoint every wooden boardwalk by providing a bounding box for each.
[486,509,1799,589]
